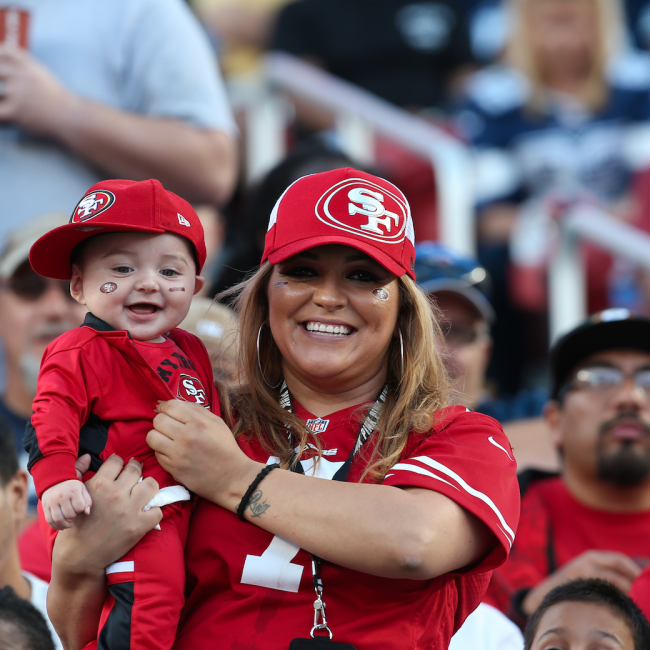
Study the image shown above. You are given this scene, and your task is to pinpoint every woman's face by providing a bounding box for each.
[527,0,597,79]
[267,244,400,394]
[529,601,635,650]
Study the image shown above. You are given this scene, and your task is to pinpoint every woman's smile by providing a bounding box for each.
[268,244,399,388]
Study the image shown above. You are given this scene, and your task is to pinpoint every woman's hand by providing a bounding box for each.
[147,400,263,509]
[53,454,162,577]
[48,455,162,649]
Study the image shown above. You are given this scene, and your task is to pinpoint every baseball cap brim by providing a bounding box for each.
[30,222,166,280]
[418,278,495,323]
[266,235,410,279]
[551,310,650,399]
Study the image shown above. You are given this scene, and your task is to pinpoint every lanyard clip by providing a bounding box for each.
[311,596,332,640]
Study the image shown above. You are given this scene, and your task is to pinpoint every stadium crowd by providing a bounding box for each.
[4,0,650,648]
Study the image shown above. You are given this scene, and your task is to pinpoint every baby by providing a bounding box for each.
[23,179,219,650]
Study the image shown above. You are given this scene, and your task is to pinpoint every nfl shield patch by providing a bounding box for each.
[306,417,329,434]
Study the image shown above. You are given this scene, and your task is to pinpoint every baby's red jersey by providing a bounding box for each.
[25,312,219,497]
[178,404,519,650]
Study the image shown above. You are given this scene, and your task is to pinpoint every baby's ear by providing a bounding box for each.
[69,264,87,305]
[193,275,205,296]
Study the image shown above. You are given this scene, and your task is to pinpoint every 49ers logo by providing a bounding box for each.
[178,373,209,408]
[70,190,115,223]
[315,178,409,243]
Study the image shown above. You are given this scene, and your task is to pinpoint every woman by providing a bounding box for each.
[48,168,519,649]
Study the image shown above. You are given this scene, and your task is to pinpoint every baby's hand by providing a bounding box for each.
[42,479,93,530]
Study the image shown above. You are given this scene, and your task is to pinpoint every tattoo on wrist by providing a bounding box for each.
[248,490,270,518]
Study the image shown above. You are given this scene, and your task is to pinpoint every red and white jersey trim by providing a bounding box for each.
[387,455,515,548]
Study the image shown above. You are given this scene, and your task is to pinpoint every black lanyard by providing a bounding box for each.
[279,381,387,643]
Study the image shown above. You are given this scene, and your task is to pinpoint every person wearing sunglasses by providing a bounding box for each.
[487,308,650,629]
[0,215,87,510]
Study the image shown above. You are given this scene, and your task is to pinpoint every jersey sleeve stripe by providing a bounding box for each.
[389,463,461,491]
[390,456,515,547]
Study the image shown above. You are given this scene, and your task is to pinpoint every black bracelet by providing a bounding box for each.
[236,463,280,521]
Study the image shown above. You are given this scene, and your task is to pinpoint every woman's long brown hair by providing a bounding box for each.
[220,261,451,482]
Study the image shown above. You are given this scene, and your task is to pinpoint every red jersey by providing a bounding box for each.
[25,313,218,497]
[487,476,650,616]
[178,404,519,650]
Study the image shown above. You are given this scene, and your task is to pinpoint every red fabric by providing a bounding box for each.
[631,565,650,619]
[97,502,190,649]
[262,167,417,280]
[18,519,51,583]
[178,405,519,649]
[29,322,219,498]
[486,477,650,614]
[29,179,207,280]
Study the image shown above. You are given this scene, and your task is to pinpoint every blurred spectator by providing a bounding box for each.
[458,0,508,63]
[414,242,557,472]
[0,587,54,650]
[0,216,87,502]
[191,0,291,77]
[271,0,475,115]
[180,297,239,386]
[0,422,61,649]
[457,0,650,393]
[195,204,227,296]
[0,0,238,247]
[488,310,650,627]
[524,578,650,650]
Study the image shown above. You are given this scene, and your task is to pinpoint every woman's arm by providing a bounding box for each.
[47,456,162,650]
[148,402,494,580]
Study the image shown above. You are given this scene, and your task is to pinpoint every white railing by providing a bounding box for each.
[238,51,476,256]
[550,204,650,340]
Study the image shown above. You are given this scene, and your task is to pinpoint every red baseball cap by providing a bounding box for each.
[262,168,416,280]
[29,179,206,280]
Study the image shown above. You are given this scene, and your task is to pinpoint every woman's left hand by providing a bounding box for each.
[147,400,263,507]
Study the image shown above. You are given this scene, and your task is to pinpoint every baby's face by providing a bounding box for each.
[70,232,204,342]
[530,601,635,650]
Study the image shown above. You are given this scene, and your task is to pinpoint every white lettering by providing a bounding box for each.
[348,188,400,235]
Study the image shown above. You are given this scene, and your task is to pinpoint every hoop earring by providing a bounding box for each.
[398,329,404,376]
[257,324,280,389]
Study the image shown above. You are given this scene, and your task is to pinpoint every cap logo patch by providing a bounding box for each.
[177,213,190,227]
[71,190,115,223]
[316,178,408,243]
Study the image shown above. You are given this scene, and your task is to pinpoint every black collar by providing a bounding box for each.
[81,312,118,332]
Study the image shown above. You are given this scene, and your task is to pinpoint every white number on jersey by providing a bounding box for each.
[240,455,344,592]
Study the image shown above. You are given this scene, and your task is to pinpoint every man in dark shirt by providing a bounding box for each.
[271,0,474,111]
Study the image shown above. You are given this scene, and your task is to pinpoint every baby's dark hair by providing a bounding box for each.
[0,586,55,650]
[524,578,650,649]
[0,417,19,487]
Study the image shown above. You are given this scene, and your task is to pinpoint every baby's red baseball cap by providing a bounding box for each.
[262,168,416,280]
[29,179,206,280]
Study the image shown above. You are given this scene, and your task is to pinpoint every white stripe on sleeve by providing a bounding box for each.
[389,456,515,547]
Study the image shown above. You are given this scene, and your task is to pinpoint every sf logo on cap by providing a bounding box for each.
[71,190,115,223]
[316,178,408,242]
